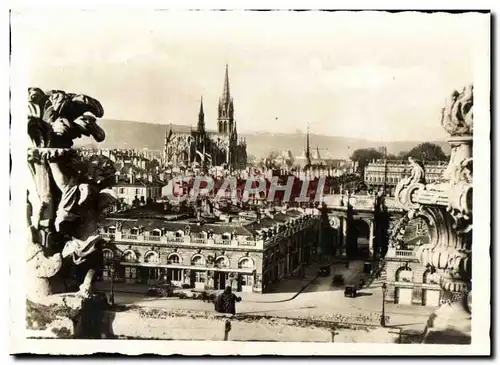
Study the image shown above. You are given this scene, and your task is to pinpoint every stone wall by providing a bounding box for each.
[101,307,400,343]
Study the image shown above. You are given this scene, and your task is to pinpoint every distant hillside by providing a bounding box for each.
[75,119,450,159]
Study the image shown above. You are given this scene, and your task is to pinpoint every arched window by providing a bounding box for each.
[175,230,184,238]
[168,253,181,264]
[238,257,255,270]
[151,229,161,237]
[396,267,412,283]
[122,250,136,262]
[103,249,114,261]
[144,251,159,264]
[215,256,229,268]
[191,254,206,267]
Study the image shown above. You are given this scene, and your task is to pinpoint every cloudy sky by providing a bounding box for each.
[12,10,488,141]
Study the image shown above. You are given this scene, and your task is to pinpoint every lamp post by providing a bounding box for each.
[380,282,387,327]
[109,261,115,307]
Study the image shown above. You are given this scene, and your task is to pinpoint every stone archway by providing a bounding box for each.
[347,219,371,258]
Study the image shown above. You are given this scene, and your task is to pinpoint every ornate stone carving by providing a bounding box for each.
[26,88,116,305]
[441,85,473,137]
[394,85,473,344]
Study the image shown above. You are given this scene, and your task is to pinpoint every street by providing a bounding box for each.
[97,258,433,331]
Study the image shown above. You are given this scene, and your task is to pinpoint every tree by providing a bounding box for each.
[350,148,384,173]
[405,143,447,162]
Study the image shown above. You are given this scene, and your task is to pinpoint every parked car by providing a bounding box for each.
[317,266,331,277]
[344,285,357,298]
[332,274,345,286]
[145,282,178,297]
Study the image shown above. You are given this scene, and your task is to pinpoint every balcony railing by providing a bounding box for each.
[147,235,161,242]
[168,237,185,244]
[191,238,207,244]
[238,240,257,246]
[395,249,414,257]
[123,234,138,240]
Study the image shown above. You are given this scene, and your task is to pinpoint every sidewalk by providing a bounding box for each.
[96,281,151,295]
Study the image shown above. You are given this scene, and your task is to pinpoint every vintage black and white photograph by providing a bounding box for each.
[9,8,490,356]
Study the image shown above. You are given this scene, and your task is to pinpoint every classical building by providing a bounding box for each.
[163,65,247,169]
[364,160,448,195]
[98,205,320,293]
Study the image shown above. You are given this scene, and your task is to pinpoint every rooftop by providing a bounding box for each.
[100,205,307,236]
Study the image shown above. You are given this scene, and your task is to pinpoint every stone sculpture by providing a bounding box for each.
[394,85,473,344]
[26,88,116,337]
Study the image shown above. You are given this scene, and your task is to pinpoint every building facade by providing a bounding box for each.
[383,217,442,307]
[364,160,448,195]
[163,65,247,169]
[98,206,320,293]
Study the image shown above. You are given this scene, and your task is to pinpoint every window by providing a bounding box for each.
[171,269,182,281]
[103,249,114,261]
[123,250,136,262]
[125,267,137,279]
[396,268,412,283]
[241,274,254,287]
[135,188,141,195]
[238,257,255,269]
[144,252,159,264]
[191,255,205,267]
[194,271,205,283]
[119,188,125,194]
[215,256,229,268]
[168,253,181,264]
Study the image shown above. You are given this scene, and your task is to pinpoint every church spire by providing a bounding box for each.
[198,95,205,132]
[218,64,234,134]
[305,123,311,166]
[222,63,230,101]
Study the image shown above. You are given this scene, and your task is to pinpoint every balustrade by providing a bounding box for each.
[395,249,414,257]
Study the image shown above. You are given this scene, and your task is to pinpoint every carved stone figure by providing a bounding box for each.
[394,85,473,344]
[408,157,426,185]
[441,85,473,136]
[26,88,116,303]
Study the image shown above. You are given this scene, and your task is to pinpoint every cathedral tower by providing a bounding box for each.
[197,96,205,134]
[218,64,235,135]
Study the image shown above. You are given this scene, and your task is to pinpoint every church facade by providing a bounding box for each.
[163,65,247,169]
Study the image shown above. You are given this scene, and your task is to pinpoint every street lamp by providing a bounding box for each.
[109,262,115,307]
[380,282,387,327]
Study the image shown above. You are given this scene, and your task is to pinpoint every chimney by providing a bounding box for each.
[115,173,120,184]
[129,172,134,184]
